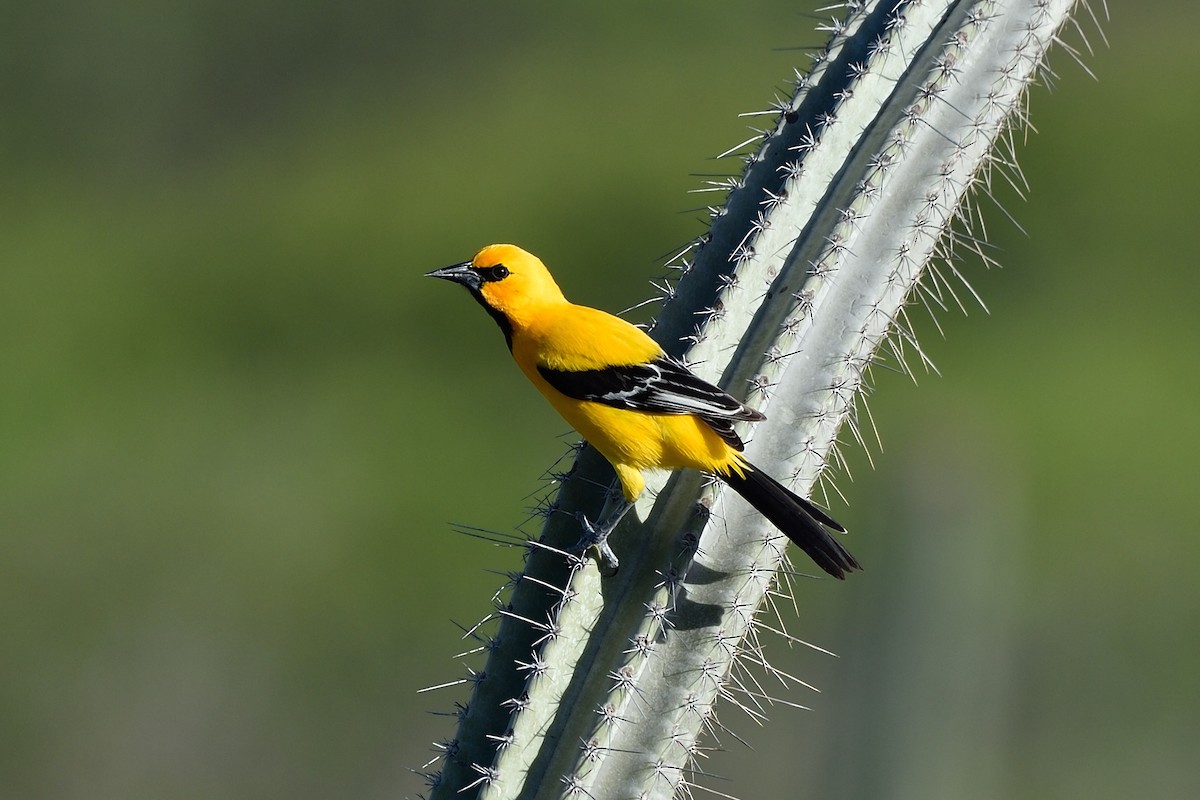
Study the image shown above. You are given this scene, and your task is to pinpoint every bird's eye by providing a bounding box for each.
[482,265,510,282]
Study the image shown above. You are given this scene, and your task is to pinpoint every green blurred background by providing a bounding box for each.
[2,1,1196,798]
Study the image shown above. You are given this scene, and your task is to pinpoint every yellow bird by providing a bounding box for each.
[427,244,860,578]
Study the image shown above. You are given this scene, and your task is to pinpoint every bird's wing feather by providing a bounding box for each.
[538,356,765,422]
[530,305,762,450]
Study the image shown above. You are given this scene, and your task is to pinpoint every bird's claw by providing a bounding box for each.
[571,512,620,576]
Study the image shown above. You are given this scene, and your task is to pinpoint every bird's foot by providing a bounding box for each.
[571,513,620,576]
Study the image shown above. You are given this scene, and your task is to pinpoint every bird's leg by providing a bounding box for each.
[576,500,632,575]
[573,483,633,575]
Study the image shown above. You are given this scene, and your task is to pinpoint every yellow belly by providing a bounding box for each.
[544,392,745,499]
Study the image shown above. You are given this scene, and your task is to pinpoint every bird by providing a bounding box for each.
[427,244,861,579]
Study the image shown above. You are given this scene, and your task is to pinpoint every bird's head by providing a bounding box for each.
[426,244,566,333]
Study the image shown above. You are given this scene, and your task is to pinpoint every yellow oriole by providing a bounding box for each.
[427,244,860,579]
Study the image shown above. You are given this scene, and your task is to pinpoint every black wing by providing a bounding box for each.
[538,356,764,450]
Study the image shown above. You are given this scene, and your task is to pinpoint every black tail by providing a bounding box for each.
[721,465,862,579]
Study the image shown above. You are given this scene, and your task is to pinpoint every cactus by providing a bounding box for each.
[421,0,1098,797]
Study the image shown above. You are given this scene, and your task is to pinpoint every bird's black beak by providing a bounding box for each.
[426,261,481,291]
